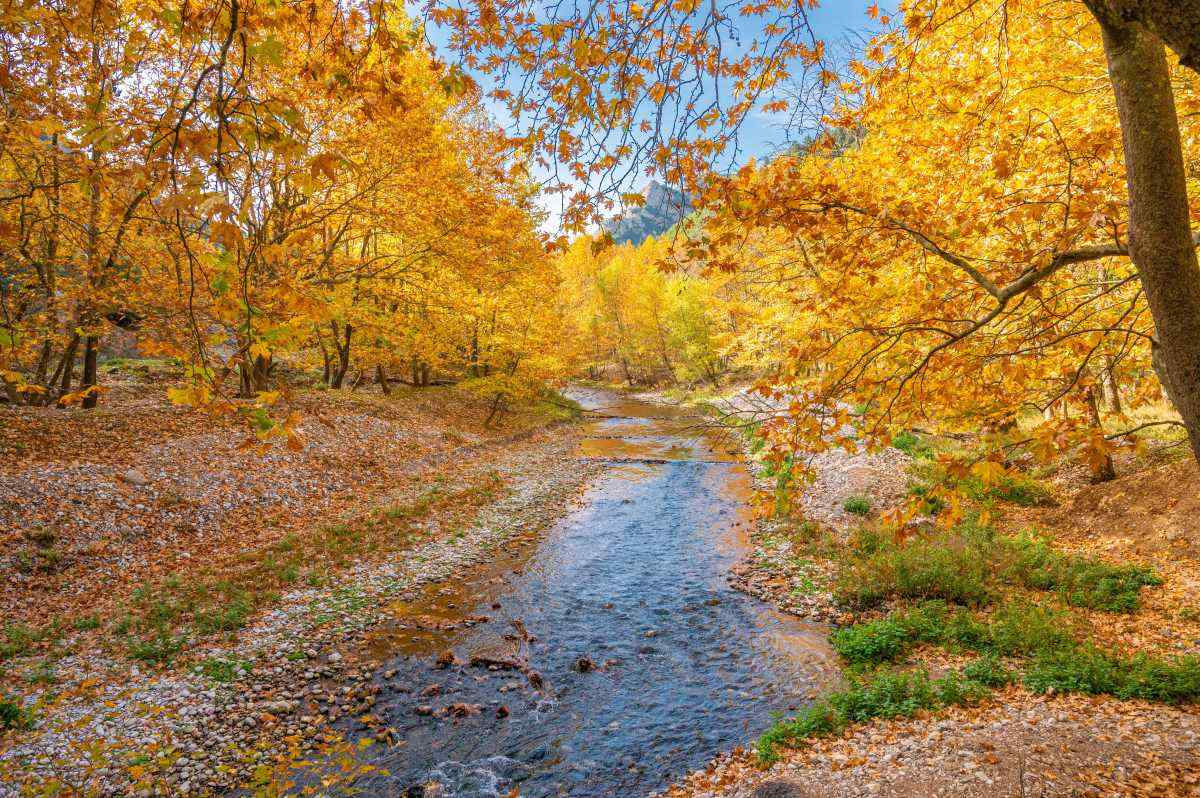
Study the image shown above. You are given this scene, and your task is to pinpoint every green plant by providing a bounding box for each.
[842,496,872,516]
[195,656,251,683]
[961,471,1053,507]
[962,654,1015,687]
[834,529,994,609]
[831,602,969,666]
[757,666,990,763]
[23,661,56,685]
[833,520,1159,614]
[0,694,33,730]
[72,614,102,632]
[892,430,933,459]
[193,591,252,634]
[128,631,186,665]
[0,624,36,661]
[999,532,1161,613]
[1024,648,1200,703]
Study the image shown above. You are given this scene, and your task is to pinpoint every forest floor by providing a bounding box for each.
[659,386,1200,798]
[0,364,598,797]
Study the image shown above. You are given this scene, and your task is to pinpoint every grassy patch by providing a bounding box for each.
[1024,647,1200,703]
[891,430,933,459]
[832,600,1075,668]
[98,474,507,668]
[833,520,1159,613]
[195,656,252,683]
[758,666,990,763]
[842,496,872,516]
[998,532,1161,613]
[835,525,994,609]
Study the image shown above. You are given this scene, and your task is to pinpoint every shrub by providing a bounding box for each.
[962,654,1014,687]
[984,601,1075,657]
[999,533,1161,613]
[831,600,1069,667]
[831,601,981,666]
[834,521,1159,614]
[842,496,872,516]
[0,695,33,730]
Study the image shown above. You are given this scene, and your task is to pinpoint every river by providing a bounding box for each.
[342,388,833,797]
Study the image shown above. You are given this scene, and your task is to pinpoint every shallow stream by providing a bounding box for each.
[345,388,834,797]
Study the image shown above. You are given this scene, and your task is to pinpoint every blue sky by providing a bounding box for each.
[419,1,881,229]
[738,1,878,160]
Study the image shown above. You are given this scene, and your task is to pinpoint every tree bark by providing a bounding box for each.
[1087,0,1200,72]
[1086,387,1117,482]
[80,335,99,409]
[329,321,352,389]
[1091,14,1200,461]
[376,364,391,395]
[1101,358,1123,414]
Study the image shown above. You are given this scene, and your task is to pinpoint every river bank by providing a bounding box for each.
[0,377,596,796]
[655,386,1200,798]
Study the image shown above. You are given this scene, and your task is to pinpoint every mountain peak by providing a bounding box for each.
[604,181,691,245]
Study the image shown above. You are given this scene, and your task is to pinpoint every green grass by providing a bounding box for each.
[1024,647,1200,703]
[891,430,933,459]
[195,656,252,683]
[72,614,102,632]
[835,525,995,609]
[842,496,872,516]
[833,520,1160,613]
[770,593,1200,762]
[128,631,186,665]
[757,666,990,762]
[962,654,1015,687]
[998,531,1162,613]
[831,600,1075,668]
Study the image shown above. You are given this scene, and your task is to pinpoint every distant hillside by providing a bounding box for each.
[604,181,691,245]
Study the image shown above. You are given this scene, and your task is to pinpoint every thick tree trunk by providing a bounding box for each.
[1093,15,1200,462]
[1088,1,1200,71]
[376,364,391,395]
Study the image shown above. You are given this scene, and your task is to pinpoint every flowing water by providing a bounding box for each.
[345,388,834,797]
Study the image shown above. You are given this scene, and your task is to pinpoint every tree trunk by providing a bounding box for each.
[376,364,391,395]
[1101,357,1123,414]
[58,334,80,397]
[1092,14,1200,462]
[80,335,100,409]
[1086,387,1117,482]
[330,321,352,389]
